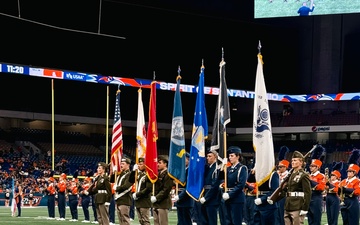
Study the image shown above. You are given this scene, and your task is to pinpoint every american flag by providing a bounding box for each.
[111,89,123,173]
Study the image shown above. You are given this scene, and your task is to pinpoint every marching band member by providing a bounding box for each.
[80,176,92,223]
[325,162,341,225]
[339,149,360,225]
[68,172,79,221]
[244,170,257,225]
[46,176,57,220]
[56,173,67,221]
[276,158,290,225]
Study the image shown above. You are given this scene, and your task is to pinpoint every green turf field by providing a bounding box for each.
[0,206,345,225]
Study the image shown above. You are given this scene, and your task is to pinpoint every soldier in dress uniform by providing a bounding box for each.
[271,151,311,225]
[114,158,135,225]
[56,173,67,221]
[132,157,153,225]
[338,149,360,225]
[199,149,222,225]
[150,155,174,225]
[88,162,112,225]
[325,162,341,225]
[45,176,56,220]
[68,171,79,221]
[221,146,248,225]
[308,146,326,225]
[80,176,92,223]
[173,152,194,225]
[253,167,280,225]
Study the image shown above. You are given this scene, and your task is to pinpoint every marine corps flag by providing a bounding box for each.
[168,71,186,186]
[210,58,230,169]
[253,45,275,187]
[136,87,147,162]
[145,81,158,183]
[186,64,208,200]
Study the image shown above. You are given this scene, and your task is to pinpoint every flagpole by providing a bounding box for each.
[106,86,109,164]
[51,79,55,171]
[221,48,228,193]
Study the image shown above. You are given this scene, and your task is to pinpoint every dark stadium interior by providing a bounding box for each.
[1,0,360,175]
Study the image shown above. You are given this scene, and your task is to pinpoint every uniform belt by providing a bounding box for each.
[246,193,256,196]
[287,192,304,197]
[98,190,107,194]
[204,185,212,190]
[178,188,185,191]
[227,188,235,191]
[258,191,270,195]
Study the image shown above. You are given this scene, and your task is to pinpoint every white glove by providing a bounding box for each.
[84,190,89,195]
[267,197,273,205]
[254,198,262,205]
[173,195,179,202]
[299,210,308,216]
[222,193,230,201]
[132,193,138,200]
[112,184,117,191]
[200,197,206,204]
[132,164,138,171]
[222,158,228,166]
[151,196,157,203]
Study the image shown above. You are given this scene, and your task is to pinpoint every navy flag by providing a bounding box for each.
[210,59,230,169]
[168,72,186,186]
[186,64,208,200]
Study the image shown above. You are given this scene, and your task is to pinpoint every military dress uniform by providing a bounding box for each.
[279,151,311,225]
[222,147,248,225]
[175,163,194,225]
[200,159,222,225]
[151,157,174,225]
[132,160,153,225]
[253,171,280,225]
[88,163,112,225]
[114,160,134,225]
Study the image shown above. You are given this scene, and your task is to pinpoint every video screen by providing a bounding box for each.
[255,0,360,18]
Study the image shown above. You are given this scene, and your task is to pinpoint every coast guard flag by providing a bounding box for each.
[253,52,275,187]
[210,59,230,169]
[186,65,208,200]
[168,74,186,186]
[145,81,158,183]
[111,89,123,173]
[136,88,147,161]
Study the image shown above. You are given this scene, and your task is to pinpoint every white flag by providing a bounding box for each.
[253,53,275,187]
[136,88,147,160]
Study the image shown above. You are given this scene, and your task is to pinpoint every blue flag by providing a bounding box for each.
[186,65,208,200]
[168,75,186,186]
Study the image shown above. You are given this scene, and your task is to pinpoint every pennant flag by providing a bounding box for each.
[145,81,158,183]
[210,59,230,169]
[111,89,123,173]
[186,65,208,200]
[168,73,186,186]
[136,87,147,162]
[253,52,275,187]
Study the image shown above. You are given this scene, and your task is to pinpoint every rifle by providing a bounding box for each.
[268,144,318,202]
